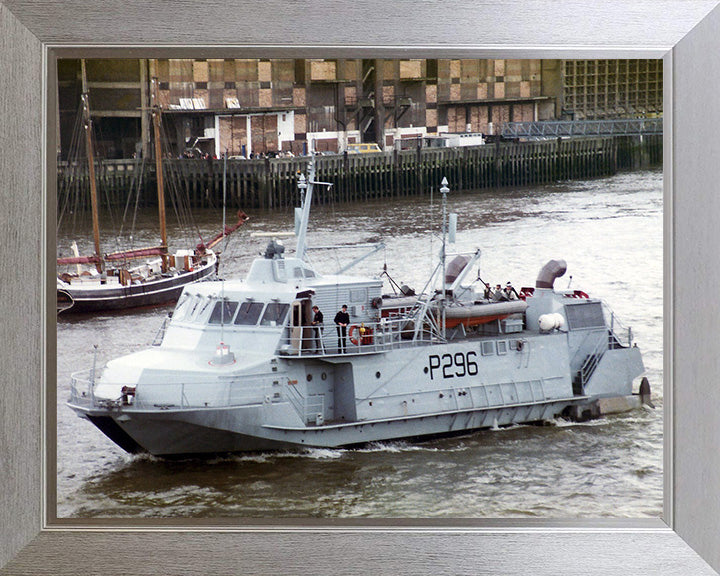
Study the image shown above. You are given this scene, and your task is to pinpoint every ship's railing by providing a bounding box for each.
[578,334,610,386]
[69,369,273,410]
[573,322,634,389]
[130,381,273,410]
[69,368,321,426]
[69,369,97,408]
[602,302,633,348]
[283,382,325,425]
[277,315,441,357]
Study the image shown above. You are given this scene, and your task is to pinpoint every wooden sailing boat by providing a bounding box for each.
[57,73,247,313]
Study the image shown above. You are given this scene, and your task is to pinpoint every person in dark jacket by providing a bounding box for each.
[311,305,324,352]
[334,304,350,353]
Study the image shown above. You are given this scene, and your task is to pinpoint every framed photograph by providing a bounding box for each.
[2,1,720,574]
[53,54,666,523]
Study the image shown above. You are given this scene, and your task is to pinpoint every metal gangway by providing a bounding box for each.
[501,118,663,140]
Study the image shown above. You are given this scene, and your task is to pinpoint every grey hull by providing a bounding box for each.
[77,398,579,457]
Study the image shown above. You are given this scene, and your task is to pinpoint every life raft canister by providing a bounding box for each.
[349,323,374,346]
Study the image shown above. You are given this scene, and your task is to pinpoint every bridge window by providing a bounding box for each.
[173,293,194,321]
[234,301,264,325]
[209,300,239,324]
[193,298,214,322]
[260,303,290,326]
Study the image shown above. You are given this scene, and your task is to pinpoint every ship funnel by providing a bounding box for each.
[535,259,567,289]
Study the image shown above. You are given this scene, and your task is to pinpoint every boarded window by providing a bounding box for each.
[349,288,367,302]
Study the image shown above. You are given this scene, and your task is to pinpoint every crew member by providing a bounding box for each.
[334,304,350,353]
[311,305,324,353]
[483,282,492,300]
[492,284,507,301]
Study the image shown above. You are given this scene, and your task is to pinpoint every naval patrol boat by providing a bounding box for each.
[68,161,649,456]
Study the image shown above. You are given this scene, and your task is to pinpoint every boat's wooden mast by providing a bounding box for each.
[81,60,102,273]
[151,77,168,271]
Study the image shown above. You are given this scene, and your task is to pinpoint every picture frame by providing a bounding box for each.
[2,1,720,573]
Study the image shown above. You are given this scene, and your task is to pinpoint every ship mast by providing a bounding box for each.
[440,177,449,341]
[151,77,168,270]
[295,158,314,261]
[80,60,102,273]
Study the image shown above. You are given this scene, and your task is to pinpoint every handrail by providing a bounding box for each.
[277,314,439,358]
[283,381,308,421]
[602,302,633,347]
[578,332,614,386]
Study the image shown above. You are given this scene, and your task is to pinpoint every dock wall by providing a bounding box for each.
[58,135,662,211]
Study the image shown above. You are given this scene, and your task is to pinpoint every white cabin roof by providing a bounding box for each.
[181,255,381,303]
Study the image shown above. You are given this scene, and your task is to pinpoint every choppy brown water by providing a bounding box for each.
[56,169,663,519]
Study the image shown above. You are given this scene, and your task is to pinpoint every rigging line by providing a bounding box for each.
[92,119,119,241]
[159,121,181,231]
[129,156,147,247]
[58,101,85,235]
[117,153,142,252]
[56,104,76,230]
[157,120,183,242]
[162,120,199,243]
[65,110,85,236]
[167,133,198,246]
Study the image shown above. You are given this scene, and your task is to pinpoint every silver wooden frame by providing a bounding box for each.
[2,1,720,574]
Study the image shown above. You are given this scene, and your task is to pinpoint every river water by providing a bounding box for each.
[56,168,663,519]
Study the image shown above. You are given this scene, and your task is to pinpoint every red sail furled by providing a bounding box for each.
[198,211,250,252]
[104,246,167,261]
[57,255,102,266]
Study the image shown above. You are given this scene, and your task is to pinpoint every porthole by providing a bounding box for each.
[375,371,381,379]
[321,372,327,381]
[306,374,313,382]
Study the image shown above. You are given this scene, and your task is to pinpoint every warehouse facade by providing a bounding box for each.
[57,58,662,160]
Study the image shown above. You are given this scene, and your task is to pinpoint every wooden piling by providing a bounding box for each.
[57,134,662,212]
